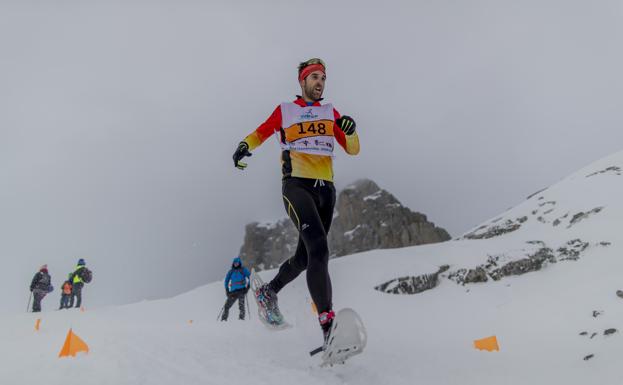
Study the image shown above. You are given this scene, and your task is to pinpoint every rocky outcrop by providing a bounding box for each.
[586,166,621,178]
[448,266,490,284]
[238,219,298,270]
[557,239,590,261]
[438,239,604,287]
[489,248,556,280]
[239,179,451,271]
[568,207,604,228]
[377,238,593,292]
[375,265,450,295]
[463,216,528,240]
[448,247,557,285]
[328,179,451,257]
[463,199,605,238]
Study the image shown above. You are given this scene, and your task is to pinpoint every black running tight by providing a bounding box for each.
[269,177,336,314]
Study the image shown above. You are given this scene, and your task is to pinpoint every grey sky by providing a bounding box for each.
[2,0,623,313]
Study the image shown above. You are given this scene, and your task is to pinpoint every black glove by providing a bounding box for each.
[233,141,252,170]
[336,115,356,135]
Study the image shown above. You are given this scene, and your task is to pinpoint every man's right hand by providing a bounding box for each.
[233,141,252,170]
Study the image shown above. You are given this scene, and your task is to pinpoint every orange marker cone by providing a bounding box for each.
[35,318,41,331]
[474,335,500,352]
[58,329,89,358]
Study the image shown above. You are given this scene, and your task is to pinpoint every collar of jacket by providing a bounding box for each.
[294,96,323,106]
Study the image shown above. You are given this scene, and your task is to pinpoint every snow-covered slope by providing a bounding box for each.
[463,150,622,246]
[2,151,623,385]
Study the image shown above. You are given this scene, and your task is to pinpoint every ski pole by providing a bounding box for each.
[26,292,32,313]
[246,291,251,320]
[216,304,225,321]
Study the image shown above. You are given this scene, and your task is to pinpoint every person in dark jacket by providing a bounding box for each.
[69,258,88,308]
[30,265,53,312]
[221,257,251,321]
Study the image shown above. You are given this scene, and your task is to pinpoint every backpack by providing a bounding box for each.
[36,273,50,290]
[35,273,53,293]
[39,273,50,288]
[80,268,93,283]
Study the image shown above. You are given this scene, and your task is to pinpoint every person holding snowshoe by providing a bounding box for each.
[232,58,360,345]
[59,275,73,310]
[29,265,53,312]
[221,257,251,321]
[69,258,92,308]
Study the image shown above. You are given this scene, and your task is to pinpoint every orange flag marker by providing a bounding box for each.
[474,335,500,352]
[311,301,318,315]
[35,318,41,331]
[58,329,89,358]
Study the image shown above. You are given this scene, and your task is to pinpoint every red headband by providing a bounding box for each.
[299,63,325,82]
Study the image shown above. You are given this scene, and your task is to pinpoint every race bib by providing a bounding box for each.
[280,103,335,156]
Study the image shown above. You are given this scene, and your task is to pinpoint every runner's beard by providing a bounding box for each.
[304,81,324,101]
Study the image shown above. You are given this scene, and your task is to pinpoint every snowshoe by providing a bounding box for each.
[310,308,367,367]
[250,269,290,330]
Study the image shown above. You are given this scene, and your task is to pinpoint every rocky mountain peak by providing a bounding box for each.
[239,179,451,271]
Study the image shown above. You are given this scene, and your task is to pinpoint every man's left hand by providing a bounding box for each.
[336,115,356,135]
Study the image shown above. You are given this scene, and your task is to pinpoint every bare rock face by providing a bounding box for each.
[328,180,451,257]
[463,216,528,240]
[444,239,601,287]
[375,265,450,295]
[586,166,622,177]
[490,248,556,280]
[448,247,557,285]
[239,179,451,271]
[238,219,298,270]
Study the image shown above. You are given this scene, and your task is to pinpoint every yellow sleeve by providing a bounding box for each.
[344,132,360,155]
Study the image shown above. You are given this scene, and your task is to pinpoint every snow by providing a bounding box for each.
[363,190,383,201]
[343,225,362,240]
[257,221,279,230]
[3,150,623,384]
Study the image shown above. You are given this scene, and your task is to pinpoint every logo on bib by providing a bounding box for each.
[300,109,319,120]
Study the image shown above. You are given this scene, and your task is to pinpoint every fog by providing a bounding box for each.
[2,0,622,313]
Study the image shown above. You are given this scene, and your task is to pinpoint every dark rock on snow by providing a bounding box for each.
[463,217,527,240]
[604,328,617,336]
[375,265,450,295]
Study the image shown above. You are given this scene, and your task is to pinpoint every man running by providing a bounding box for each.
[232,58,360,345]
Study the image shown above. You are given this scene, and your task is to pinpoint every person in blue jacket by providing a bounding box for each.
[221,257,251,321]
